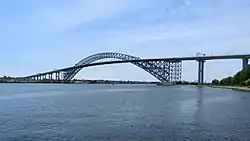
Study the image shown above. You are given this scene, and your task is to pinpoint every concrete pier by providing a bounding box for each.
[198,60,205,84]
[242,58,249,69]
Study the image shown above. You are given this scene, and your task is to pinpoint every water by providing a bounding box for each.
[0,84,250,140]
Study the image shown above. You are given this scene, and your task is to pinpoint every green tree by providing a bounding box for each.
[220,76,233,86]
[213,64,250,86]
[212,79,219,85]
[233,65,250,85]
[243,79,250,86]
[219,78,226,85]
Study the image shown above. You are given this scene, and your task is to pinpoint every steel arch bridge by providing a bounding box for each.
[23,52,182,82]
[64,52,182,82]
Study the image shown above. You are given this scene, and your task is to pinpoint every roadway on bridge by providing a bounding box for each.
[23,53,250,79]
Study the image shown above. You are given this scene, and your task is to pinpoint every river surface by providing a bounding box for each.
[0,84,250,140]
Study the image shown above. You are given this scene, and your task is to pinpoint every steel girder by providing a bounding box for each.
[63,52,182,82]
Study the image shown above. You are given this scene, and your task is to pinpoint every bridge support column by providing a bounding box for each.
[197,60,205,85]
[56,72,60,81]
[42,75,46,80]
[242,58,249,69]
[49,74,52,80]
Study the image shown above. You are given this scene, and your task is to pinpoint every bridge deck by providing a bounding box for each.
[23,54,250,78]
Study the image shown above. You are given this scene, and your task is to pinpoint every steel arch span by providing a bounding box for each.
[63,52,182,82]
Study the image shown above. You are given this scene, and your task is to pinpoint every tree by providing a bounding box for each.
[233,71,242,84]
[220,76,233,86]
[233,65,250,85]
[212,79,219,85]
[244,79,250,86]
[212,64,250,86]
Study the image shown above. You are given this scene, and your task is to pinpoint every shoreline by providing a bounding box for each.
[209,85,250,92]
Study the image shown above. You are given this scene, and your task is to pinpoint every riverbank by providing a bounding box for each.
[209,85,250,92]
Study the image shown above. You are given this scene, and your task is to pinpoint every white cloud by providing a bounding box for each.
[7,0,194,34]
[10,0,151,34]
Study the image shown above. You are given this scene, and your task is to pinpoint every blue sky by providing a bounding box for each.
[0,0,250,81]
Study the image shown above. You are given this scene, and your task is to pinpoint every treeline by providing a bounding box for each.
[212,65,250,86]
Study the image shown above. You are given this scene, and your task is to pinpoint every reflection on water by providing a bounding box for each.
[0,84,250,140]
[194,87,204,131]
[197,87,204,106]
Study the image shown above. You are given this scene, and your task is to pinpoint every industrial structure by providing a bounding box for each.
[19,52,250,84]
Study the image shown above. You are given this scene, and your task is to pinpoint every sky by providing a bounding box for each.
[0,0,250,82]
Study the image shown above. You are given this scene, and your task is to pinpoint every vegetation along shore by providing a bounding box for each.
[211,64,250,92]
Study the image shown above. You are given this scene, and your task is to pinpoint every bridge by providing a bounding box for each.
[20,52,250,84]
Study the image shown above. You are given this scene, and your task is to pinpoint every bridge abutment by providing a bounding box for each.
[197,60,205,85]
[242,58,249,69]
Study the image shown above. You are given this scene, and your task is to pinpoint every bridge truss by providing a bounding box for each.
[23,52,182,83]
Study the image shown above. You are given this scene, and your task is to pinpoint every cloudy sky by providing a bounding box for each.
[0,0,250,81]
